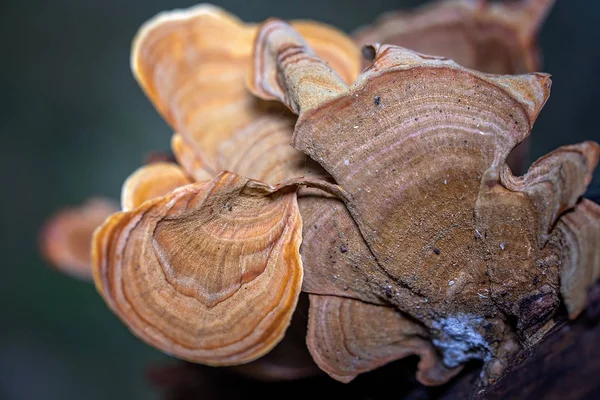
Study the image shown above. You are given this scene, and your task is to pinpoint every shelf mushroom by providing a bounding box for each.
[130,4,360,184]
[121,162,192,211]
[94,172,306,365]
[307,294,462,384]
[353,0,557,175]
[248,19,600,378]
[354,0,555,75]
[40,2,600,387]
[40,198,119,280]
[91,4,367,368]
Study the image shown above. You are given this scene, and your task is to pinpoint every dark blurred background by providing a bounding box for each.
[1,0,599,399]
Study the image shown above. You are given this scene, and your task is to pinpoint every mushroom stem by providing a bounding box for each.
[248,19,348,115]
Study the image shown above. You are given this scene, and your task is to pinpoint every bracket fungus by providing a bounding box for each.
[249,19,600,378]
[41,0,600,388]
[354,0,554,75]
[40,197,119,280]
[121,162,192,211]
[354,0,556,175]
[307,294,462,384]
[131,4,359,184]
[94,172,307,365]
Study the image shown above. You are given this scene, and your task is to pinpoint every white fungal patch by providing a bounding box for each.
[432,313,491,368]
[344,159,350,166]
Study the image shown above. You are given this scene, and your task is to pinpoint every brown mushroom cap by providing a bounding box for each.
[249,20,600,373]
[249,18,349,115]
[354,0,555,75]
[352,0,556,175]
[121,162,192,211]
[40,197,119,280]
[499,142,599,245]
[550,199,600,319]
[298,191,384,305]
[307,294,462,385]
[92,172,304,365]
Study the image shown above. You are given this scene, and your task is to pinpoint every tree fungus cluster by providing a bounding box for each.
[41,0,599,386]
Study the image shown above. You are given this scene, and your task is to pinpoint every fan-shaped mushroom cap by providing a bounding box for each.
[249,20,600,372]
[298,192,384,305]
[550,199,600,319]
[499,142,598,245]
[355,0,554,174]
[170,111,326,185]
[307,294,462,385]
[131,4,360,181]
[170,134,214,182]
[40,198,119,280]
[354,0,555,75]
[92,172,305,365]
[353,0,555,175]
[177,115,326,185]
[121,162,192,211]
